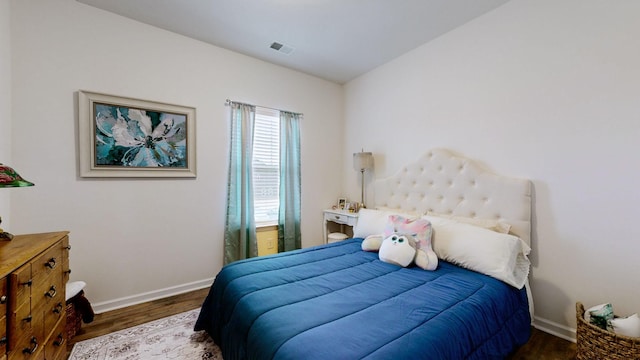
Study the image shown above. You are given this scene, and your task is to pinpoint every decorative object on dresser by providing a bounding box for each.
[353,150,374,208]
[0,164,34,241]
[0,231,70,360]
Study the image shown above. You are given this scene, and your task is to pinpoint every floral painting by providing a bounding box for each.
[94,103,187,168]
[78,91,196,178]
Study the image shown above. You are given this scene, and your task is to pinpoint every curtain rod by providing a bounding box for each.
[225,99,303,116]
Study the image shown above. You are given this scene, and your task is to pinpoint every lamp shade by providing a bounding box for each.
[0,164,34,187]
[353,152,373,171]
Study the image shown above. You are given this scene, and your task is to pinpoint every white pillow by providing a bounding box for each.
[610,313,640,338]
[353,208,417,238]
[425,216,531,289]
[426,211,511,234]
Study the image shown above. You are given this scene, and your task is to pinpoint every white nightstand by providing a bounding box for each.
[323,209,359,244]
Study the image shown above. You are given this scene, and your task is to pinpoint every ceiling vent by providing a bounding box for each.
[270,42,295,55]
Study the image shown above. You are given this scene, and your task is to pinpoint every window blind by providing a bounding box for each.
[253,107,280,225]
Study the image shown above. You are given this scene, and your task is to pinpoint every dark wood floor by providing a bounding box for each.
[67,288,576,359]
[508,328,576,360]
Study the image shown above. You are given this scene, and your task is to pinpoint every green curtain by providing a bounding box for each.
[278,111,302,252]
[224,102,258,265]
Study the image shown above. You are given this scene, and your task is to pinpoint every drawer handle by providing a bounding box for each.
[53,302,64,314]
[334,215,340,219]
[0,295,6,304]
[0,336,6,345]
[53,333,65,347]
[65,245,71,250]
[45,285,57,298]
[23,315,32,323]
[21,279,32,287]
[65,269,72,275]
[45,257,57,269]
[22,337,38,354]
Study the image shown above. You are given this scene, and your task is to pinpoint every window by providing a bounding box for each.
[252,107,280,225]
[225,100,301,263]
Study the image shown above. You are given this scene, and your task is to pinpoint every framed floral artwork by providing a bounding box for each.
[78,90,196,177]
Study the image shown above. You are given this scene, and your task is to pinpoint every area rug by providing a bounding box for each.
[68,308,222,359]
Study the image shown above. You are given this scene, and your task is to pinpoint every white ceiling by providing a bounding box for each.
[76,0,510,84]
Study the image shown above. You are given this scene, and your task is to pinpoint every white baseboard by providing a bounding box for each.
[533,316,576,343]
[92,278,215,314]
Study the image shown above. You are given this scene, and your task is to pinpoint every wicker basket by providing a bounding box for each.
[576,302,640,359]
[66,302,82,339]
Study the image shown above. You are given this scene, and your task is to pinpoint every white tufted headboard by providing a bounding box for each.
[374,149,532,246]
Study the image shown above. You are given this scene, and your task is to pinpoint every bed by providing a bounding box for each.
[195,149,533,359]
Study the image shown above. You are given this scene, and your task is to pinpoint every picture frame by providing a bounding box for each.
[338,198,347,210]
[78,90,196,178]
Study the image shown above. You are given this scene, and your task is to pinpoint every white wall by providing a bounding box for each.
[0,0,11,222]
[9,0,343,311]
[344,0,640,339]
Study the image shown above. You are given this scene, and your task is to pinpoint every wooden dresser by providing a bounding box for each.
[0,232,70,360]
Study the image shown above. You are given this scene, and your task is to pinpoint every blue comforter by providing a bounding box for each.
[195,239,530,359]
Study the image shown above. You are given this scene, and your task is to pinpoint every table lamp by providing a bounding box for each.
[353,150,373,209]
[0,163,34,240]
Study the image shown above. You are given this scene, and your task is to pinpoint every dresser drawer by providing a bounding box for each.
[8,302,32,351]
[60,236,69,255]
[8,334,42,360]
[33,272,62,309]
[44,303,64,342]
[61,237,70,284]
[0,316,6,357]
[328,213,351,224]
[0,277,7,315]
[8,307,40,360]
[35,293,64,340]
[0,277,7,357]
[9,266,31,311]
[32,271,63,343]
[43,319,65,360]
[30,246,62,287]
